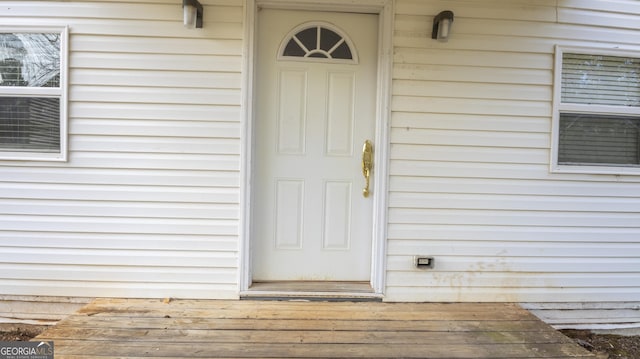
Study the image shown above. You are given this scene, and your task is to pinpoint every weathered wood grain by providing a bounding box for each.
[35,299,594,359]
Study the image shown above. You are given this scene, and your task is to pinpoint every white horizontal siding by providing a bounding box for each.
[0,232,238,251]
[0,167,238,186]
[387,0,640,312]
[0,0,243,299]
[523,302,640,329]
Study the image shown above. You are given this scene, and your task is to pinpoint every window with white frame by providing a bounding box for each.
[553,46,640,174]
[0,27,67,161]
[278,22,358,64]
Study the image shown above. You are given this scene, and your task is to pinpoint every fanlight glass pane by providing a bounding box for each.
[283,40,306,57]
[320,28,341,52]
[331,42,353,60]
[296,27,317,51]
[559,113,640,166]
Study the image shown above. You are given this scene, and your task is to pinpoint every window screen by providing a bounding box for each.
[0,29,66,160]
[0,97,60,151]
[559,113,640,166]
[562,53,640,107]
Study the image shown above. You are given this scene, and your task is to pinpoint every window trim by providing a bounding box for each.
[552,45,640,175]
[0,26,68,161]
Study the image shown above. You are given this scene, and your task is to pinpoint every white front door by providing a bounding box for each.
[252,9,378,282]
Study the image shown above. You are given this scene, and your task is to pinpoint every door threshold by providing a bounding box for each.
[241,281,382,302]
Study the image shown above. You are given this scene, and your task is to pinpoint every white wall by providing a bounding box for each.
[0,0,243,299]
[386,0,640,308]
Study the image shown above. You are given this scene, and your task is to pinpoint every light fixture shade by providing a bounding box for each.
[432,10,454,42]
[183,4,197,28]
[438,18,451,40]
[183,0,203,29]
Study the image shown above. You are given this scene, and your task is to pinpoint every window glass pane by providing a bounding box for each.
[296,27,317,52]
[0,97,60,152]
[331,42,353,60]
[559,113,640,166]
[283,39,306,57]
[0,33,60,87]
[320,28,341,52]
[562,53,640,107]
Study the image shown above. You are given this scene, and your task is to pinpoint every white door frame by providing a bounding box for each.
[239,0,393,295]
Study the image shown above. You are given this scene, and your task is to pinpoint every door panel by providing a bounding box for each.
[252,9,378,282]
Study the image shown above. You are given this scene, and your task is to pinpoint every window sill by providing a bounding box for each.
[0,151,66,162]
[551,164,640,176]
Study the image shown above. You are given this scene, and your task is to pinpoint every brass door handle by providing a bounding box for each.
[361,140,373,198]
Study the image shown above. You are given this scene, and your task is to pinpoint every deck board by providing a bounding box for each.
[35,299,594,359]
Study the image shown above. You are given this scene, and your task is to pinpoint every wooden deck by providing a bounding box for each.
[35,298,594,359]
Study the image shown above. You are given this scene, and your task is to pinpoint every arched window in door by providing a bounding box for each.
[278,22,358,64]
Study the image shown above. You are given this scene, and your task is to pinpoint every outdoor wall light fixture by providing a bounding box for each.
[432,10,454,41]
[183,0,203,29]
